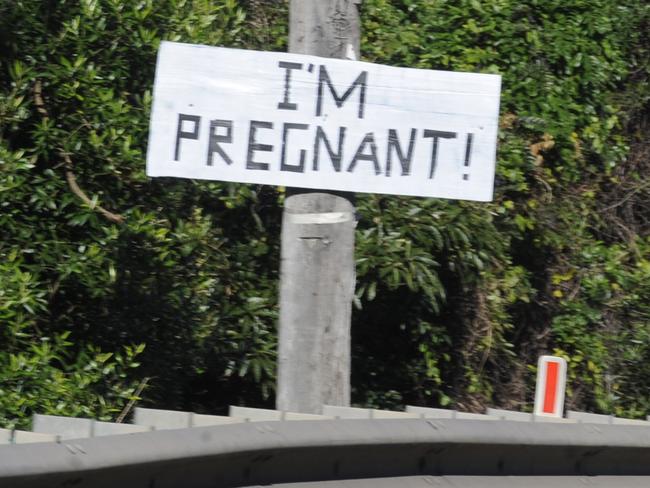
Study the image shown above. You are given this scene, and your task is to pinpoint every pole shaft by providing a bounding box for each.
[277,0,361,413]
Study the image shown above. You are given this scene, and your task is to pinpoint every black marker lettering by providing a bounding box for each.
[277,61,303,111]
[316,65,368,119]
[386,128,417,177]
[174,113,201,161]
[246,120,274,171]
[280,123,309,173]
[313,126,346,172]
[423,130,457,179]
[348,132,381,175]
[463,133,474,180]
[207,119,233,166]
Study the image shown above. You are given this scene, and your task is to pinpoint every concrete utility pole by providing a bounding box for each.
[276,0,361,414]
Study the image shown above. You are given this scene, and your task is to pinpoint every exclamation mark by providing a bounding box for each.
[463,133,473,181]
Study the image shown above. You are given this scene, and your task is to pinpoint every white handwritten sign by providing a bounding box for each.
[147,42,501,201]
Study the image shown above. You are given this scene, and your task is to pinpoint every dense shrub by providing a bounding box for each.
[0,0,648,423]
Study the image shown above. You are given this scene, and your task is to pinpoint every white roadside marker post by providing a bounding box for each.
[534,355,567,418]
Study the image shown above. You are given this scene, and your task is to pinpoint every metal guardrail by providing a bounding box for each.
[2,418,650,487]
[257,476,650,487]
[8,405,649,445]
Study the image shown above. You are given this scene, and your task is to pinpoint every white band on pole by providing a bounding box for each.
[287,212,353,224]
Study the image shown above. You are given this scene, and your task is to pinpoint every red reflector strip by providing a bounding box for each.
[543,361,559,414]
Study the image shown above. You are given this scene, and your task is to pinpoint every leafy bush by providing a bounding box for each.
[1,0,649,422]
[355,0,650,414]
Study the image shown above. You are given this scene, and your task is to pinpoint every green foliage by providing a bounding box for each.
[0,0,278,423]
[355,0,650,414]
[1,0,649,423]
[0,334,143,430]
[551,241,650,414]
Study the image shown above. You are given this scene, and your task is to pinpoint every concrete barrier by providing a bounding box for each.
[13,430,58,444]
[322,406,418,419]
[3,418,650,487]
[611,417,650,426]
[283,411,331,420]
[192,413,243,426]
[229,406,282,421]
[321,406,371,418]
[567,411,613,424]
[486,408,533,421]
[229,406,330,421]
[133,407,192,430]
[0,429,11,445]
[93,421,152,436]
[32,414,93,440]
[405,406,455,419]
